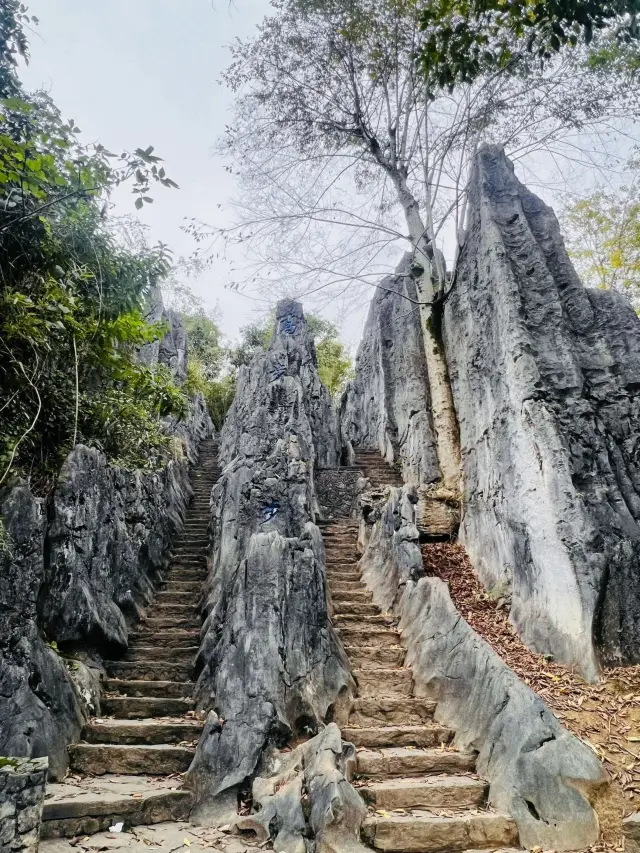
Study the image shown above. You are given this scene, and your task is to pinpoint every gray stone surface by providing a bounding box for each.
[188,300,353,820]
[238,724,368,853]
[444,144,640,678]
[0,756,48,852]
[340,256,440,486]
[624,811,640,853]
[41,446,192,653]
[358,486,607,851]
[0,487,84,780]
[138,286,188,384]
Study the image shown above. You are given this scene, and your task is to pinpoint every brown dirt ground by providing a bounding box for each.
[421,542,640,851]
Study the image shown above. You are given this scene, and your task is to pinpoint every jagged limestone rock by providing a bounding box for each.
[444,145,640,678]
[237,724,369,853]
[41,446,192,652]
[188,300,353,822]
[358,486,606,851]
[138,285,188,384]
[340,256,440,486]
[0,485,84,780]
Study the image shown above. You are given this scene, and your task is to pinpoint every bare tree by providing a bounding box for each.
[193,0,639,485]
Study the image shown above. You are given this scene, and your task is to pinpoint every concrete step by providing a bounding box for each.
[69,743,195,776]
[345,645,405,668]
[329,580,367,592]
[349,698,436,727]
[358,775,488,810]
[41,776,192,839]
[155,590,199,602]
[355,668,413,698]
[337,627,400,647]
[343,724,452,749]
[361,810,518,853]
[83,718,203,745]
[100,696,195,718]
[356,747,476,778]
[105,660,193,682]
[102,680,194,699]
[124,645,198,663]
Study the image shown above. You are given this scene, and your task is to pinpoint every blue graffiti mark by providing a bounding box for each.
[280,314,298,335]
[270,363,286,382]
[261,501,280,523]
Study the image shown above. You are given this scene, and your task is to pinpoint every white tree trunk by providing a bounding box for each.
[390,169,461,490]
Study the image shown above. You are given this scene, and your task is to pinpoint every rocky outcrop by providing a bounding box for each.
[0,486,84,780]
[138,284,188,384]
[444,145,640,678]
[340,257,440,486]
[358,486,607,851]
[0,756,48,852]
[237,724,368,853]
[40,446,192,654]
[0,386,212,777]
[188,299,353,821]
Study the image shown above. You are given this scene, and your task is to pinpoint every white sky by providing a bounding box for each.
[17,2,636,350]
[18,0,376,345]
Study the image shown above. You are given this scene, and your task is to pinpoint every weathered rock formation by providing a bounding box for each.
[237,724,368,853]
[138,284,188,384]
[444,145,640,678]
[0,292,213,778]
[0,756,48,852]
[188,300,353,825]
[358,486,606,851]
[340,258,440,487]
[0,487,84,780]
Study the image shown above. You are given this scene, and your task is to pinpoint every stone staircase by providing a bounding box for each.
[354,449,403,487]
[322,451,519,853]
[41,439,221,839]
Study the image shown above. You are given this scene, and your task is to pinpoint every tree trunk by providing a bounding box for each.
[389,168,461,491]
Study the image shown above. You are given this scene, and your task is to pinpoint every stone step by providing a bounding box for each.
[332,588,373,601]
[159,581,202,593]
[149,603,199,617]
[155,590,199,602]
[143,616,202,631]
[361,810,518,853]
[343,724,452,749]
[337,627,400,647]
[334,613,394,626]
[356,747,476,778]
[355,668,413,698]
[41,777,192,839]
[102,680,194,699]
[334,602,380,617]
[169,553,207,563]
[345,645,406,668]
[129,629,200,647]
[350,698,436,727]
[100,696,195,718]
[171,538,209,548]
[105,660,194,682]
[69,743,195,776]
[83,718,203,745]
[358,775,488,810]
[124,645,198,663]
[329,580,367,592]
[163,571,207,582]
[327,569,361,579]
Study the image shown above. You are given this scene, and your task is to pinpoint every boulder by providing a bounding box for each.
[340,256,440,486]
[443,144,640,678]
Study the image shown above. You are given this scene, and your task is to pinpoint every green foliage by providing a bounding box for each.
[181,313,224,380]
[417,0,640,89]
[562,173,640,312]
[316,337,354,398]
[0,6,186,485]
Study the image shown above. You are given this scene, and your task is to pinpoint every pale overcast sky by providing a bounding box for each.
[18,0,374,344]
